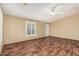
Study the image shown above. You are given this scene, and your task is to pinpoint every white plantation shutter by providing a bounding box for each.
[26,21,36,37]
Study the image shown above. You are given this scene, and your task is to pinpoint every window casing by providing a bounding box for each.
[26,21,36,37]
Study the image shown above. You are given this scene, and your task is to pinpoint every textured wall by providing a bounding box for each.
[50,15,79,40]
[3,15,46,44]
[0,6,3,54]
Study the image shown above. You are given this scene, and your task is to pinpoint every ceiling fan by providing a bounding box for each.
[50,4,63,15]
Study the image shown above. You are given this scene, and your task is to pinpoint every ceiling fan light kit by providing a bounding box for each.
[50,3,63,15]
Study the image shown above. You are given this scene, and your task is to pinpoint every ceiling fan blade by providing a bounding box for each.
[50,12,63,16]
[56,12,64,14]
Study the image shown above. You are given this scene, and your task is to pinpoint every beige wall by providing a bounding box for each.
[50,15,79,40]
[3,14,79,44]
[0,6,3,54]
[3,15,46,44]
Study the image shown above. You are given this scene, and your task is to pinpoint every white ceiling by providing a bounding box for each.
[1,3,79,23]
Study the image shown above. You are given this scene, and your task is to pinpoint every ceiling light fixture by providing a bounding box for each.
[50,3,63,15]
[23,3,27,6]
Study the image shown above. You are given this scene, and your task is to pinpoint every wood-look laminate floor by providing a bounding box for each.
[1,36,79,56]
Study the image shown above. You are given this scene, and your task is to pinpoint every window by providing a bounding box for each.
[26,21,36,37]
